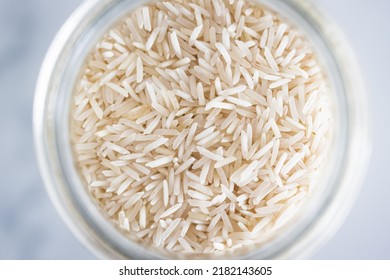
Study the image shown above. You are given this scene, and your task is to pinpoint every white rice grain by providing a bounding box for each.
[72,0,332,255]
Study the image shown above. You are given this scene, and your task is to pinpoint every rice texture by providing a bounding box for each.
[71,0,332,254]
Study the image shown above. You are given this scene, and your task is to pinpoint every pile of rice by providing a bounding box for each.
[72,0,331,253]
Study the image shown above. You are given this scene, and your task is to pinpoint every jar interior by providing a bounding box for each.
[44,0,349,259]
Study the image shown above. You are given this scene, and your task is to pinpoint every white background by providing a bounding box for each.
[0,0,389,259]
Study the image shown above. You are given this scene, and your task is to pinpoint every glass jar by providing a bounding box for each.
[34,0,371,259]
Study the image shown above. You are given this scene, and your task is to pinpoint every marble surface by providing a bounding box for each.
[0,0,389,259]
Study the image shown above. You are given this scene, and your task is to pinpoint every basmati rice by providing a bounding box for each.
[71,0,332,254]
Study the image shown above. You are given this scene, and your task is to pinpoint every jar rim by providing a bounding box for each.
[34,0,371,259]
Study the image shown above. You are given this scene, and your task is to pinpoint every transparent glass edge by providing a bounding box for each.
[34,0,371,259]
